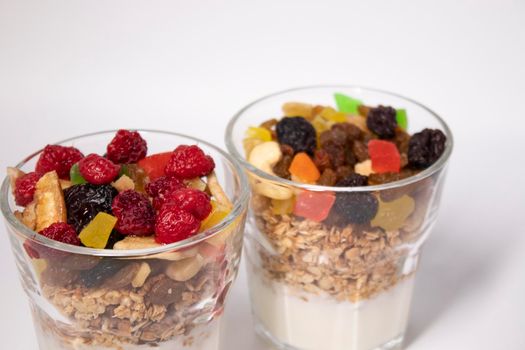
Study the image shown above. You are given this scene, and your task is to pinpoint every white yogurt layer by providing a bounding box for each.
[249,272,415,350]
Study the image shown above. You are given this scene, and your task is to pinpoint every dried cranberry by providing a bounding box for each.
[165,145,215,179]
[145,175,184,209]
[163,188,212,220]
[14,172,43,206]
[106,129,148,164]
[39,222,80,246]
[78,154,120,185]
[155,206,200,244]
[112,190,155,236]
[366,105,397,139]
[35,145,84,179]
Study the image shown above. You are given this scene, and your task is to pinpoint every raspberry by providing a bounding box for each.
[106,129,148,164]
[36,145,84,179]
[78,154,120,185]
[155,206,200,244]
[165,145,215,179]
[39,222,81,246]
[14,172,43,206]
[145,175,184,209]
[163,188,212,220]
[366,105,398,139]
[112,190,155,236]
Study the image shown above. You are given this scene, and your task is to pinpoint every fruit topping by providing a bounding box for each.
[396,109,408,130]
[408,128,447,169]
[78,212,118,249]
[201,200,230,230]
[366,105,397,139]
[39,222,81,246]
[288,152,321,183]
[282,102,313,119]
[78,258,126,288]
[275,117,317,155]
[36,145,84,180]
[165,145,215,179]
[163,188,212,221]
[14,171,43,206]
[112,190,155,235]
[78,154,120,185]
[145,175,184,209]
[69,163,87,185]
[368,140,401,173]
[293,191,335,222]
[370,195,415,231]
[333,191,379,225]
[354,159,374,176]
[111,174,135,192]
[336,173,368,187]
[137,151,173,180]
[334,93,362,115]
[34,171,67,232]
[245,126,272,142]
[155,206,200,244]
[106,129,148,164]
[64,184,118,232]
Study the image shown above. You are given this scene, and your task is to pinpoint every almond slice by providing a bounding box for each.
[34,171,67,232]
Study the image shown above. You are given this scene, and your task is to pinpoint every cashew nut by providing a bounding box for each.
[113,236,199,261]
[132,262,151,288]
[165,255,204,282]
[355,159,374,176]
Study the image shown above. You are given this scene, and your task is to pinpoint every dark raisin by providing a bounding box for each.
[333,192,379,225]
[322,141,346,168]
[336,173,368,187]
[393,128,410,154]
[317,168,337,186]
[320,128,347,147]
[352,141,369,162]
[64,184,118,232]
[78,259,127,288]
[273,155,293,179]
[368,170,416,185]
[344,144,357,167]
[105,230,126,249]
[276,117,317,155]
[313,149,332,172]
[335,166,353,181]
[332,123,363,141]
[280,144,295,157]
[408,129,447,169]
[366,105,397,139]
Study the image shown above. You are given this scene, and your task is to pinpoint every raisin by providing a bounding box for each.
[322,141,346,168]
[320,128,347,147]
[333,192,379,225]
[273,154,293,179]
[313,149,332,172]
[336,173,368,187]
[368,169,416,185]
[280,144,295,157]
[408,129,447,169]
[276,117,317,155]
[317,168,337,186]
[344,144,357,167]
[332,123,363,141]
[64,184,118,232]
[78,259,127,288]
[366,106,397,139]
[393,128,410,154]
[335,166,353,182]
[352,141,369,162]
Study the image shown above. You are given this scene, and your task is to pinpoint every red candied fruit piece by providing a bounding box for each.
[165,145,215,179]
[137,152,173,180]
[40,222,81,246]
[112,190,155,236]
[78,154,120,185]
[145,175,184,209]
[155,206,200,244]
[36,145,84,179]
[368,140,401,174]
[106,129,148,164]
[293,191,336,222]
[164,188,212,220]
[14,172,43,206]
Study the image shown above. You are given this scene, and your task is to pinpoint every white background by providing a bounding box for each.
[0,0,524,349]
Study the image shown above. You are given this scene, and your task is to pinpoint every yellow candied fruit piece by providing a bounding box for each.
[312,115,332,147]
[271,197,295,215]
[282,102,314,119]
[320,107,347,123]
[79,212,117,249]
[201,200,230,231]
[371,195,415,231]
[245,127,272,142]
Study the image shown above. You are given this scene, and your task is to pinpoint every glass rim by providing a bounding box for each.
[0,129,250,257]
[225,84,453,193]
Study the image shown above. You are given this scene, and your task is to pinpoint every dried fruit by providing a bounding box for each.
[106,129,148,164]
[366,105,397,139]
[335,165,353,181]
[333,192,379,225]
[322,141,346,168]
[368,140,401,173]
[39,222,80,246]
[245,127,272,142]
[332,122,363,141]
[317,168,337,186]
[165,145,215,179]
[396,109,408,130]
[282,102,313,119]
[78,212,118,249]
[408,128,447,169]
[78,154,120,185]
[201,200,230,230]
[69,163,87,185]
[313,149,331,172]
[393,128,411,154]
[320,107,347,123]
[34,171,67,232]
[103,262,140,289]
[371,195,415,231]
[354,159,374,176]
[293,191,336,222]
[35,145,84,179]
[276,117,317,155]
[352,141,369,162]
[64,184,118,232]
[155,206,200,244]
[163,188,212,220]
[336,173,368,187]
[368,169,416,185]
[288,152,320,183]
[146,276,184,305]
[271,197,295,215]
[79,259,127,288]
[137,151,173,180]
[334,93,362,114]
[272,154,293,179]
[112,190,155,235]
[14,172,43,206]
[145,175,184,209]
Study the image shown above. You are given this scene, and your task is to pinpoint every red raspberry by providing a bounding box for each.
[39,222,81,246]
[112,190,155,235]
[14,172,43,206]
[106,129,148,164]
[36,145,84,179]
[78,154,120,185]
[164,188,212,220]
[165,145,215,179]
[145,175,184,210]
[155,206,200,244]
[23,240,41,259]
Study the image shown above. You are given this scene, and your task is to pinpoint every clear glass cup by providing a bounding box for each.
[225,86,453,350]
[0,130,249,350]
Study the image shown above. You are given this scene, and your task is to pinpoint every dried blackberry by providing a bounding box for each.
[64,184,118,232]
[408,129,447,169]
[276,117,317,155]
[333,192,379,225]
[366,105,397,139]
[78,258,127,288]
[336,173,368,187]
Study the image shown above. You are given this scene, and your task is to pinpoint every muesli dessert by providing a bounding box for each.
[242,93,448,350]
[5,130,245,350]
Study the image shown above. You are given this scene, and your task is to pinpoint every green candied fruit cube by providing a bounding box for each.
[70,163,87,185]
[396,109,408,130]
[79,212,117,249]
[334,93,363,115]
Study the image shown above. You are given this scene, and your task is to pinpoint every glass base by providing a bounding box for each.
[255,319,404,350]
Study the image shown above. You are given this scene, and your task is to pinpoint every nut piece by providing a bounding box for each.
[165,255,204,282]
[104,263,141,289]
[132,262,151,288]
[14,201,37,230]
[146,276,184,305]
[34,171,67,232]
[354,159,374,176]
[111,175,135,192]
[207,171,233,210]
[113,236,199,261]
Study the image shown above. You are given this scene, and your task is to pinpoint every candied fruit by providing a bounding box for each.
[334,93,362,115]
[78,212,118,249]
[368,140,401,173]
[288,152,320,183]
[201,200,230,231]
[293,191,335,222]
[245,127,272,142]
[371,195,415,231]
[396,109,408,130]
[137,151,173,180]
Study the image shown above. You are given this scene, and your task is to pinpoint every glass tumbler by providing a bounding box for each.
[0,131,249,350]
[225,86,453,350]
